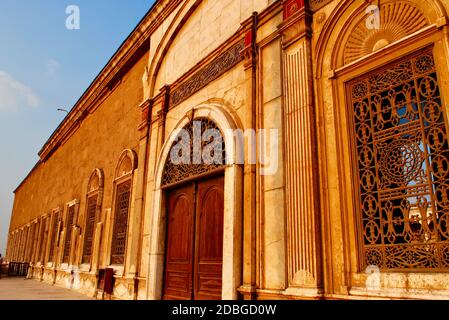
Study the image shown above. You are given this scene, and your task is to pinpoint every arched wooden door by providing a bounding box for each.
[163,175,224,300]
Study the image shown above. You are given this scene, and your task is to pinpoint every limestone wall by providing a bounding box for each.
[153,0,276,93]
[9,53,147,237]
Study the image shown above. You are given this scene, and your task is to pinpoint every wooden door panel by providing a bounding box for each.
[163,184,195,300]
[194,176,224,300]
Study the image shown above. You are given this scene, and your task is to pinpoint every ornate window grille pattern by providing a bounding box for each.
[63,206,75,263]
[82,195,98,264]
[111,181,131,265]
[161,118,226,187]
[349,48,449,270]
[49,212,60,262]
[38,217,49,263]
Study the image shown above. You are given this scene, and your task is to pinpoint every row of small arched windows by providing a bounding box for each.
[7,149,137,269]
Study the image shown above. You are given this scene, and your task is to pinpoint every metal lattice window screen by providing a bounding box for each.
[349,47,449,271]
[82,195,98,264]
[48,212,60,262]
[161,118,226,187]
[111,181,131,265]
[38,218,48,263]
[63,206,75,263]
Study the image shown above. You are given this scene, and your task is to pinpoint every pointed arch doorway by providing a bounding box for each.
[147,104,243,301]
[161,117,227,300]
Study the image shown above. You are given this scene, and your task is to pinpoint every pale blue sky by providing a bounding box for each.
[0,0,155,256]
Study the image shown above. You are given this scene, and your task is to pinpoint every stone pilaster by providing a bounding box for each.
[278,0,323,296]
[13,232,18,261]
[18,228,25,262]
[42,216,51,264]
[45,213,57,265]
[5,233,10,261]
[15,230,20,262]
[145,86,170,300]
[36,217,45,264]
[31,220,40,264]
[102,208,113,267]
[26,224,33,262]
[70,226,80,266]
[69,201,80,266]
[18,228,24,262]
[24,225,32,262]
[23,227,29,262]
[238,13,259,300]
[17,231,22,261]
[126,98,152,279]
[91,222,103,272]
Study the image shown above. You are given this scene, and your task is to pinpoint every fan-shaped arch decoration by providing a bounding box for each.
[344,2,429,65]
[82,168,104,265]
[161,118,226,187]
[87,168,104,194]
[115,149,137,180]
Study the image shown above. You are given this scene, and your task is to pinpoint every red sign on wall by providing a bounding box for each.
[283,0,305,20]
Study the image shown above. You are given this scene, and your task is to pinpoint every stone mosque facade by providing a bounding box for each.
[6,0,449,299]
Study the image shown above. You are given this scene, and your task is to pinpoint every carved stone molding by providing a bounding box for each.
[278,4,312,48]
[343,1,429,65]
[240,29,257,70]
[283,0,332,16]
[138,99,152,132]
[309,0,333,13]
[169,40,245,108]
[161,118,226,187]
[158,85,170,128]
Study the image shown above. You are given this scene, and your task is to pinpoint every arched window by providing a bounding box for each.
[39,215,50,264]
[161,118,226,187]
[110,150,137,265]
[48,208,62,264]
[349,47,449,270]
[63,200,79,265]
[82,169,104,265]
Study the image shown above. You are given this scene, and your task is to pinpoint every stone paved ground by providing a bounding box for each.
[0,277,93,300]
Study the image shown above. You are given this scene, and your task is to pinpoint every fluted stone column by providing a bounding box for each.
[278,0,323,297]
[238,14,259,300]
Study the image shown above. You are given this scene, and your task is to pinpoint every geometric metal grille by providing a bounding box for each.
[348,47,449,271]
[161,118,226,187]
[111,181,131,265]
[49,211,60,263]
[82,195,98,264]
[63,205,75,264]
[38,218,48,263]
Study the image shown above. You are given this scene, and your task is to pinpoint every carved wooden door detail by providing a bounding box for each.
[163,175,224,300]
[163,184,196,300]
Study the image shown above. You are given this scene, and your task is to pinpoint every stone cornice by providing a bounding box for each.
[38,0,183,162]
